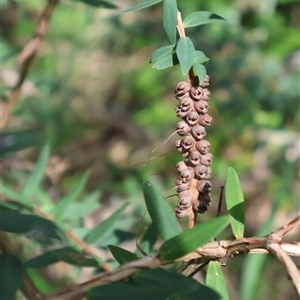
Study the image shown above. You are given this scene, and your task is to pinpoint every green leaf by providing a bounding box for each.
[118,0,162,14]
[162,0,177,44]
[206,261,230,300]
[22,145,50,199]
[58,190,100,220]
[108,245,138,265]
[152,52,179,70]
[225,167,245,238]
[52,170,90,220]
[176,37,195,75]
[1,184,33,207]
[143,181,180,241]
[84,203,129,244]
[0,207,61,241]
[193,63,207,85]
[0,130,44,157]
[149,44,175,63]
[25,247,99,268]
[74,0,118,8]
[137,223,158,255]
[159,216,229,261]
[194,50,210,64]
[0,254,25,300]
[89,268,220,300]
[183,11,225,28]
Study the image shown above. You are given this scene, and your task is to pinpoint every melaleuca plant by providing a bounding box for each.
[120,0,224,228]
[1,1,299,300]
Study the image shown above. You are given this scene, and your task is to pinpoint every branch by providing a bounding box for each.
[1,0,60,129]
[40,215,300,300]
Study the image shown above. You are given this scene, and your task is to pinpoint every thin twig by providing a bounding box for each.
[268,242,300,295]
[270,213,300,239]
[1,0,60,129]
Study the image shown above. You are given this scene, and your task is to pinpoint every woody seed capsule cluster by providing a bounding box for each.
[174,76,213,219]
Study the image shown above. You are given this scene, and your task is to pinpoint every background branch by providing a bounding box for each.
[1,0,59,129]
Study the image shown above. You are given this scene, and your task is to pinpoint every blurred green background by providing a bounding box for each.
[1,0,299,299]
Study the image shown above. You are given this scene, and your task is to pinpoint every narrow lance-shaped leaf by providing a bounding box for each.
[1,184,33,207]
[0,208,61,241]
[225,167,245,238]
[162,0,177,44]
[108,245,138,265]
[118,0,162,14]
[183,11,225,28]
[149,44,175,63]
[0,254,25,300]
[52,170,90,220]
[143,181,180,241]
[0,130,43,157]
[159,216,229,261]
[206,261,230,300]
[84,203,129,244]
[75,0,118,9]
[58,190,101,220]
[176,37,195,75]
[22,145,50,199]
[25,247,99,268]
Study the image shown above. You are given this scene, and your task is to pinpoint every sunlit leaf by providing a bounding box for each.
[22,145,50,199]
[108,245,138,265]
[162,0,177,44]
[25,247,99,268]
[206,261,229,300]
[143,181,180,241]
[193,63,207,85]
[159,216,229,261]
[149,44,175,63]
[0,130,43,157]
[74,0,118,8]
[225,167,245,238]
[84,203,129,244]
[118,0,162,14]
[52,170,90,220]
[183,11,225,28]
[0,254,25,300]
[176,37,195,75]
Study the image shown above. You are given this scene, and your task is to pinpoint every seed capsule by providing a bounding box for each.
[181,136,195,151]
[200,153,213,166]
[200,88,211,100]
[175,81,191,96]
[196,180,212,193]
[195,140,211,154]
[194,100,209,114]
[180,167,194,183]
[186,111,199,126]
[191,124,206,140]
[199,114,212,126]
[189,150,201,166]
[194,165,209,179]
